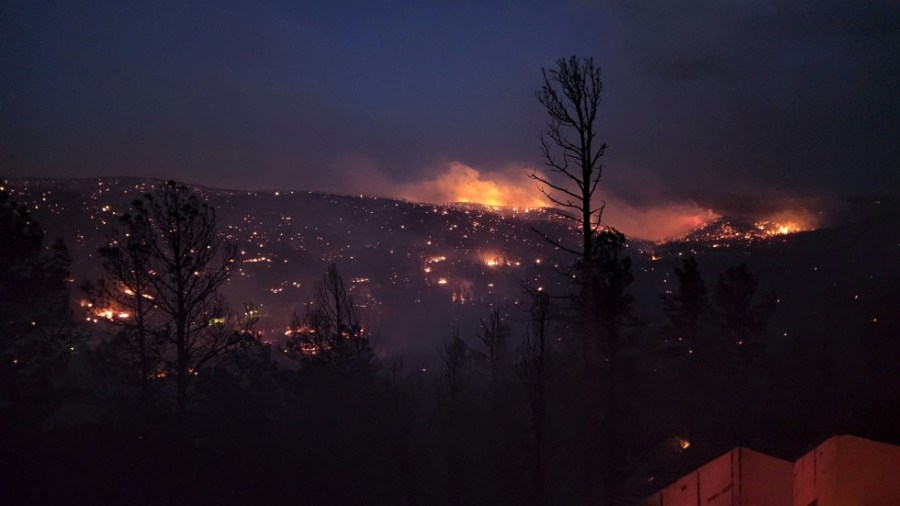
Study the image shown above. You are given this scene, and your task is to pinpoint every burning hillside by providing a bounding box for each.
[674,215,816,246]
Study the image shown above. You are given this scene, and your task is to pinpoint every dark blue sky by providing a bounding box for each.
[3,0,899,202]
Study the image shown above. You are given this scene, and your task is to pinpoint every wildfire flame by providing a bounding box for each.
[400,163,545,209]
[396,162,823,241]
[755,209,818,237]
[480,252,521,267]
[81,300,131,322]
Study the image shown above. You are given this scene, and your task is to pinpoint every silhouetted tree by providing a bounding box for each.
[663,256,708,347]
[584,227,634,504]
[516,291,552,506]
[83,206,163,411]
[714,264,777,360]
[441,327,471,409]
[586,228,634,358]
[529,55,607,259]
[478,308,511,392]
[709,264,778,447]
[0,190,75,428]
[660,257,710,448]
[529,55,610,504]
[440,327,474,506]
[286,263,374,375]
[112,180,240,424]
[529,54,608,373]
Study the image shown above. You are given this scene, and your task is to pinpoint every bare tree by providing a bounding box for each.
[286,264,373,375]
[529,55,607,263]
[478,308,511,389]
[84,211,163,409]
[529,55,608,383]
[530,56,610,504]
[115,180,240,424]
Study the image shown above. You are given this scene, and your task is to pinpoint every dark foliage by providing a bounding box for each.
[662,256,708,344]
[0,190,75,430]
[285,263,375,376]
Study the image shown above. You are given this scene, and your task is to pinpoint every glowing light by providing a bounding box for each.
[481,252,517,268]
[753,209,818,238]
[437,278,448,285]
[400,163,546,208]
[299,343,319,355]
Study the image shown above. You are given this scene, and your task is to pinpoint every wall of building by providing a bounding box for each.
[741,447,794,506]
[794,435,900,506]
[642,448,792,506]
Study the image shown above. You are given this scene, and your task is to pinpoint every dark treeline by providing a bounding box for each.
[2,181,900,506]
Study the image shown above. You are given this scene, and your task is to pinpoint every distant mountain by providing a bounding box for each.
[3,176,898,363]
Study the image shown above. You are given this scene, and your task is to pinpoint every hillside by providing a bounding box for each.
[3,176,898,362]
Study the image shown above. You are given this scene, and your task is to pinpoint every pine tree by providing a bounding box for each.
[0,190,75,426]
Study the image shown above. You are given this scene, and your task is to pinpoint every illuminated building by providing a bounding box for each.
[642,435,900,506]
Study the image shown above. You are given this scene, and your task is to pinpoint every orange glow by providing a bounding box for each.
[242,256,271,263]
[284,324,315,337]
[400,163,546,208]
[603,201,720,242]
[480,252,521,267]
[81,299,131,322]
[754,209,817,237]
[96,308,131,320]
[299,342,319,355]
[122,287,154,300]
[483,253,504,267]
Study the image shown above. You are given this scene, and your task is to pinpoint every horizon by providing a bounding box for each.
[6,173,866,243]
[3,3,900,504]
[3,2,898,203]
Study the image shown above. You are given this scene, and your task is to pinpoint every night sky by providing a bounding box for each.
[3,0,899,205]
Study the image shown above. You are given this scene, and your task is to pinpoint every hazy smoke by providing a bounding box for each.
[761,207,820,232]
[601,198,719,242]
[398,162,546,208]
[395,161,718,241]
